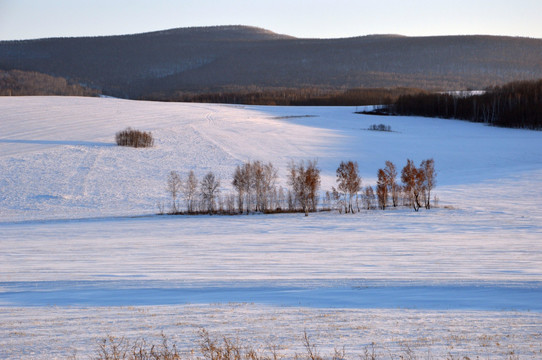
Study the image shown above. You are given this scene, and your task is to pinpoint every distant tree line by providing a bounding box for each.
[0,69,100,97]
[162,158,436,216]
[388,79,542,129]
[142,87,424,106]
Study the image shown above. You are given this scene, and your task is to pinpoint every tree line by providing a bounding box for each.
[388,79,542,129]
[162,159,436,216]
[0,69,100,97]
[142,87,424,106]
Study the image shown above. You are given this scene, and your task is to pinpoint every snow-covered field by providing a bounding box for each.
[1,97,541,359]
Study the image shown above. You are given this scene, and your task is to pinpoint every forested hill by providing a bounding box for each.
[1,25,542,98]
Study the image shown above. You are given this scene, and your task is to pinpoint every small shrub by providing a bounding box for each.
[368,124,391,132]
[115,127,154,148]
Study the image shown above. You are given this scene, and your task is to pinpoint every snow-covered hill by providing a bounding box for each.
[1,96,541,222]
[1,97,541,359]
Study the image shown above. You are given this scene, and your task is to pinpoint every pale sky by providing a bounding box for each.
[1,0,541,41]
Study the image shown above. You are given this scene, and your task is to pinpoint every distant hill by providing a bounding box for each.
[1,25,542,98]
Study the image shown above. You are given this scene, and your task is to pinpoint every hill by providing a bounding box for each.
[1,26,542,98]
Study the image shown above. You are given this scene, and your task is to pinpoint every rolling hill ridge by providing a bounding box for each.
[1,25,542,98]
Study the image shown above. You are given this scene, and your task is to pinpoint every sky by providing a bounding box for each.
[1,0,541,41]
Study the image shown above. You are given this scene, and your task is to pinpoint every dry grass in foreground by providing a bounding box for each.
[91,330,523,360]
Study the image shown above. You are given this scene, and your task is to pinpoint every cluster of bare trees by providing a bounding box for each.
[288,160,321,216]
[116,128,154,148]
[232,161,278,214]
[163,158,436,216]
[329,159,436,213]
[399,158,436,211]
[164,160,321,216]
[165,170,199,214]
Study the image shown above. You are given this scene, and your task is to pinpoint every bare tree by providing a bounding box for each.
[232,164,246,214]
[324,190,332,211]
[225,193,236,214]
[376,169,388,210]
[401,159,424,211]
[166,171,182,213]
[421,158,436,209]
[277,186,286,211]
[252,161,265,212]
[184,170,198,214]
[288,160,321,216]
[384,161,399,207]
[287,189,295,211]
[241,162,254,213]
[305,160,321,213]
[288,160,304,212]
[262,162,278,211]
[200,171,220,214]
[364,186,375,210]
[331,187,344,214]
[335,160,362,214]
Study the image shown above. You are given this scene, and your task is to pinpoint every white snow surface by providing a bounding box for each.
[1,96,541,222]
[1,97,542,359]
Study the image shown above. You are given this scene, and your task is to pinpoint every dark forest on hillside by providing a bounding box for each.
[388,79,542,129]
[0,69,100,97]
[142,87,426,106]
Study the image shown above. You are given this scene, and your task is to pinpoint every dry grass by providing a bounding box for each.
[91,331,525,360]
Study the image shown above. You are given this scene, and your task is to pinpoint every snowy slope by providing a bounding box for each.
[1,97,541,359]
[1,96,541,222]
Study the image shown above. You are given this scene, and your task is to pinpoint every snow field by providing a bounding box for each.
[0,210,541,284]
[1,305,541,359]
[1,96,542,359]
[1,96,541,222]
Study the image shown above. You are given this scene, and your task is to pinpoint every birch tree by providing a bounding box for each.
[200,171,220,214]
[335,161,362,214]
[184,170,198,214]
[166,171,182,213]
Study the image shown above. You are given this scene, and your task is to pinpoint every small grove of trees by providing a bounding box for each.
[115,128,154,148]
[162,158,437,216]
[368,124,392,132]
[163,159,319,216]
[333,159,436,213]
[232,161,278,214]
[399,158,436,211]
